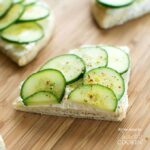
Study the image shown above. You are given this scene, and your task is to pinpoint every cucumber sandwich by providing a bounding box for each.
[92,0,150,28]
[0,0,55,66]
[14,44,131,121]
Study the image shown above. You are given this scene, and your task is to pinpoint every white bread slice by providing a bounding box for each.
[13,45,131,121]
[91,0,150,29]
[0,135,6,150]
[0,4,55,66]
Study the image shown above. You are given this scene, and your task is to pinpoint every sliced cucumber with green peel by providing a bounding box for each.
[41,54,86,84]
[0,0,12,17]
[22,0,38,6]
[1,22,44,43]
[0,4,24,30]
[21,69,66,101]
[23,91,58,106]
[84,67,125,100]
[67,78,83,91]
[96,0,134,8]
[100,45,130,74]
[70,47,108,71]
[13,0,24,3]
[19,4,49,21]
[68,84,117,112]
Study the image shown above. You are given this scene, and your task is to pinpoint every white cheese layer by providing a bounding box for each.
[92,0,150,28]
[14,46,130,121]
[0,136,6,150]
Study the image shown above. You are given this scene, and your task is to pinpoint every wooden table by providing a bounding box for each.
[0,0,150,149]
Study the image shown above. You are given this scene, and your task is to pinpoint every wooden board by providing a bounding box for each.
[0,0,150,149]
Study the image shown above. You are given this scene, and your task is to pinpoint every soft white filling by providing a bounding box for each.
[0,135,6,150]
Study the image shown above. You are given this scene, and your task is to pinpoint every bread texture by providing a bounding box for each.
[0,135,6,150]
[91,0,150,29]
[0,4,55,66]
[13,45,131,121]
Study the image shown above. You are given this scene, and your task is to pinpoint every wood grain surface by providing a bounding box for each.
[0,0,150,149]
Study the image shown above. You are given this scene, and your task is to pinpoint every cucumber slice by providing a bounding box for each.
[41,54,86,84]
[0,4,24,30]
[21,69,66,101]
[68,85,117,112]
[1,22,44,43]
[84,67,125,100]
[100,45,130,74]
[67,78,83,91]
[0,0,12,17]
[23,91,58,106]
[70,47,108,72]
[19,4,49,21]
[22,0,37,6]
[13,0,24,3]
[96,0,134,8]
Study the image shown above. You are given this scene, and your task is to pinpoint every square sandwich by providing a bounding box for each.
[14,44,131,121]
[0,0,55,66]
[91,0,150,28]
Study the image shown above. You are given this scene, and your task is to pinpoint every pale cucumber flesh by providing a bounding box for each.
[0,0,12,17]
[41,54,86,84]
[70,47,108,72]
[69,84,117,112]
[22,0,37,6]
[23,91,58,106]
[97,0,134,8]
[21,69,66,101]
[1,22,44,43]
[0,4,24,30]
[100,45,130,74]
[84,67,125,100]
[19,4,49,21]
